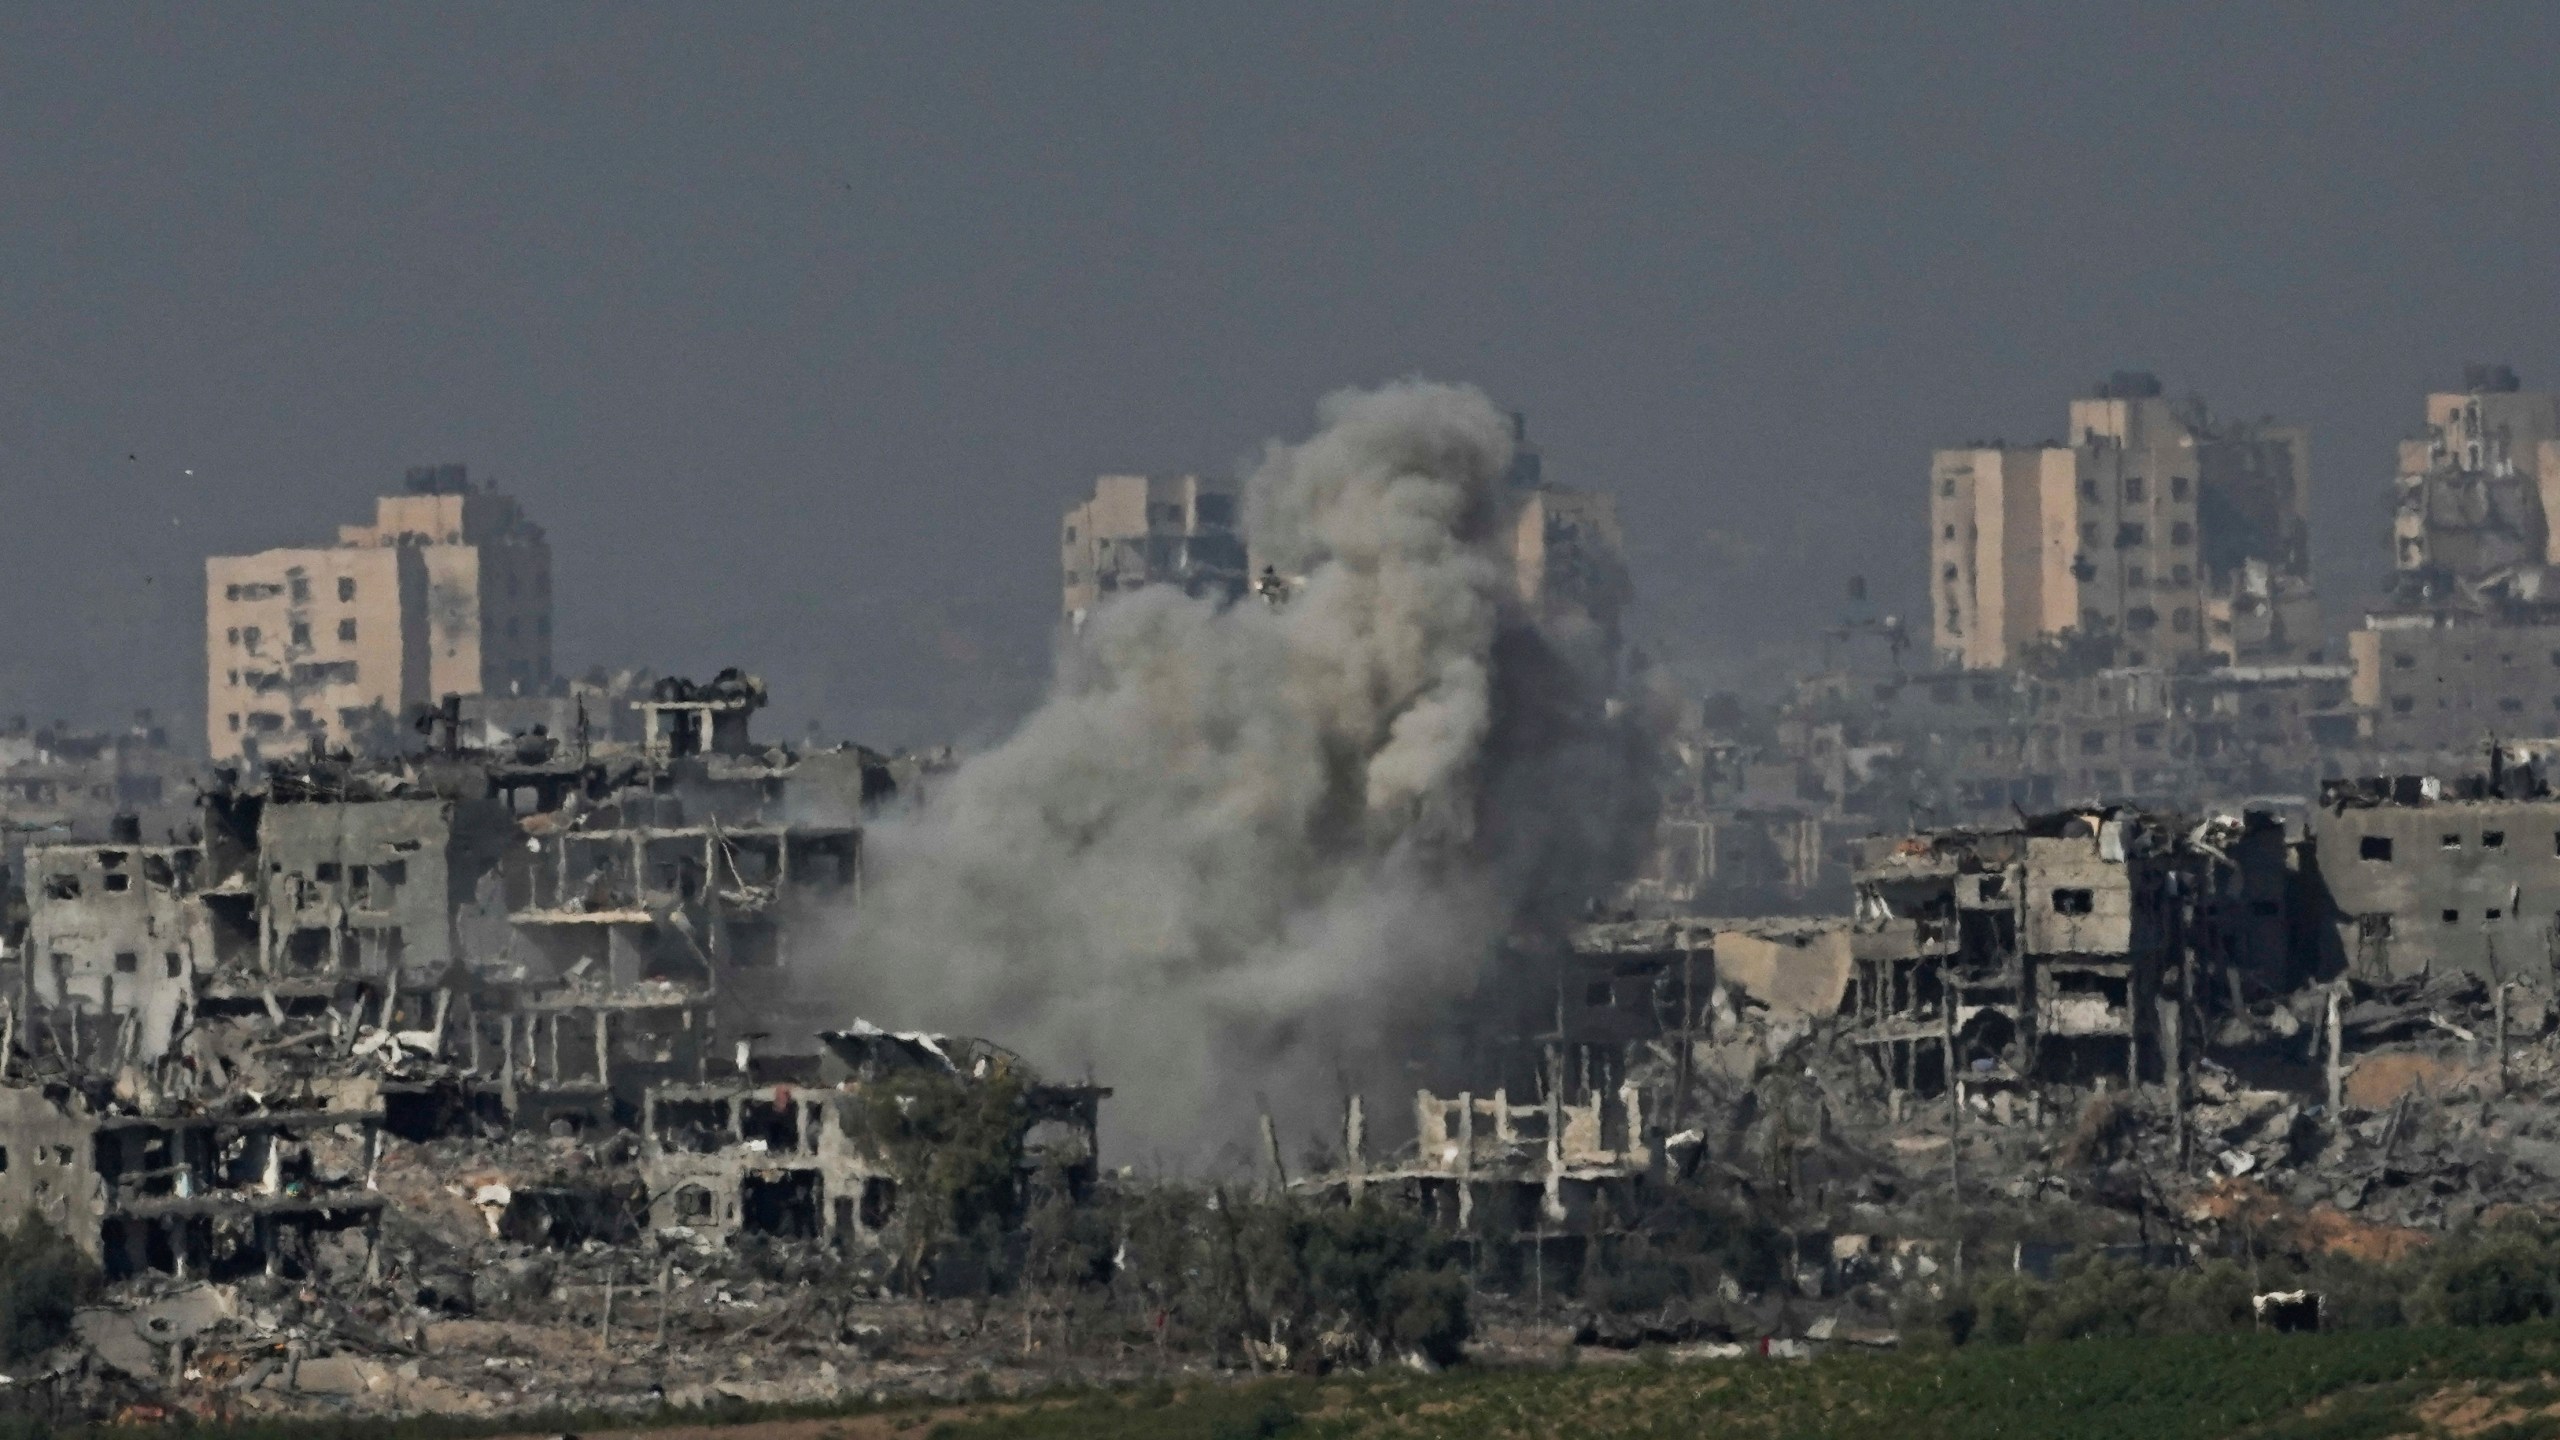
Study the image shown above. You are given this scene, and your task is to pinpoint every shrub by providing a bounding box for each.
[1910,1255,2260,1348]
[1291,1199,1472,1366]
[2414,1228,2560,1328]
[0,1214,99,1364]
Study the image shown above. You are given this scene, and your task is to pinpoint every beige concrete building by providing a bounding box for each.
[2390,365,2560,584]
[1059,473,1246,625]
[1932,373,2314,670]
[206,465,552,763]
[1498,414,1629,649]
[2349,615,2560,751]
[2351,370,2560,753]
[1063,417,1626,650]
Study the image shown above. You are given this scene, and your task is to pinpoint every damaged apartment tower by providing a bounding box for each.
[0,671,1097,1278]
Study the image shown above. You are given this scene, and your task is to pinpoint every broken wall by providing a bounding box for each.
[20,843,206,1056]
[258,797,515,985]
[1713,925,1852,1016]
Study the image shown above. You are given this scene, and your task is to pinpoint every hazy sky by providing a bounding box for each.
[6,4,2560,748]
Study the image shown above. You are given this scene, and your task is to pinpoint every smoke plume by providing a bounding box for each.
[840,380,1640,1161]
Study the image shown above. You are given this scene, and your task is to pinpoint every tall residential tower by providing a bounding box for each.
[206,465,552,762]
[1931,373,2314,670]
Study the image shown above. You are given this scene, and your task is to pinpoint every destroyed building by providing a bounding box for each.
[255,787,515,984]
[0,670,1043,1295]
[0,1075,388,1280]
[2383,365,2560,595]
[2309,757,2560,983]
[17,817,216,1060]
[1296,915,1852,1245]
[0,714,200,940]
[1842,809,2294,1099]
[1290,792,2523,1359]
[642,1024,1104,1248]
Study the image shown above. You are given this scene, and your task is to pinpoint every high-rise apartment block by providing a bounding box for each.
[1061,417,1628,650]
[206,465,552,763]
[1059,474,1247,625]
[1931,373,2315,670]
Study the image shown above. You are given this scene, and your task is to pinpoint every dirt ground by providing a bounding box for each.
[485,1408,1016,1440]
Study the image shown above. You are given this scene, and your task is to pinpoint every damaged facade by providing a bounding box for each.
[1059,473,1247,627]
[1932,371,2319,673]
[2309,754,2560,983]
[642,1025,1104,1248]
[0,672,1102,1302]
[1348,785,2560,1337]
[204,464,555,765]
[2353,369,2560,753]
[1842,808,2294,1102]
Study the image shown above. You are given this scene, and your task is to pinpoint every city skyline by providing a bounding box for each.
[9,7,2560,748]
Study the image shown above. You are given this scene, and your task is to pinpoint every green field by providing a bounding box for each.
[928,1324,2560,1440]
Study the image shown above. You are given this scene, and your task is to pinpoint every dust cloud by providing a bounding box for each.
[833,380,1643,1163]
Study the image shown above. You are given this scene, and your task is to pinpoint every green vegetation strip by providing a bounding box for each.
[7,1323,2560,1439]
[928,1324,2560,1440]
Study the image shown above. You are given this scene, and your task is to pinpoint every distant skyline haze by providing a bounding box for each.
[5,5,2558,743]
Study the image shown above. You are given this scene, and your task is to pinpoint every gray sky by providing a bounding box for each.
[6,4,2559,748]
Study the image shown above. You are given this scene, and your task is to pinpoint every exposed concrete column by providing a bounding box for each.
[2125,964,2141,1091]
[1943,986,1962,1234]
[1257,1112,1288,1200]
[1344,1094,1366,1201]
[1453,1091,1474,1229]
[2164,993,2185,1168]
[2497,982,2512,1095]
[2325,984,2345,1114]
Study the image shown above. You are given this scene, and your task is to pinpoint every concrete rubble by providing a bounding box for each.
[18,672,2560,1406]
[0,673,1121,1422]
[1306,762,2560,1355]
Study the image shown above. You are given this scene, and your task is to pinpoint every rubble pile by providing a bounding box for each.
[0,674,1136,1423]
[1297,777,2560,1354]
